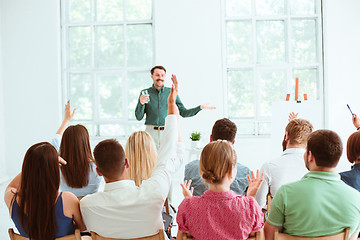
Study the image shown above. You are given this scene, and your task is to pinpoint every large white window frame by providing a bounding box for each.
[60,0,154,138]
[222,0,324,136]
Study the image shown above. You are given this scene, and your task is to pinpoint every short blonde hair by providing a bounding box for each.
[199,140,236,184]
[125,131,157,187]
[285,119,313,145]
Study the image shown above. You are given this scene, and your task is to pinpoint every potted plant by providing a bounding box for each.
[190,131,201,148]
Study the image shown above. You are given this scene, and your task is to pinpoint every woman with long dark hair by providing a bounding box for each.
[52,100,101,197]
[4,142,87,240]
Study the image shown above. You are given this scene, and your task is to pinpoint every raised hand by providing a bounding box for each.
[246,170,264,198]
[353,113,360,130]
[64,100,76,122]
[180,180,194,197]
[288,112,298,121]
[56,100,75,135]
[167,74,179,115]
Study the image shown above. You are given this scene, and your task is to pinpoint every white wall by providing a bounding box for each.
[1,0,360,178]
[0,0,7,182]
[323,0,360,172]
[1,0,61,177]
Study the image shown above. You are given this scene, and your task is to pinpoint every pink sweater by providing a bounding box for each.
[177,190,263,240]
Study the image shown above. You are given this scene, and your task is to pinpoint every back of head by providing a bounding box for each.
[60,124,93,188]
[200,140,236,184]
[94,139,126,180]
[346,131,360,163]
[212,118,237,142]
[307,129,343,168]
[19,142,60,240]
[285,119,313,145]
[125,131,157,186]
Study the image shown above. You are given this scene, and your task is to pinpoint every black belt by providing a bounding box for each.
[153,126,165,130]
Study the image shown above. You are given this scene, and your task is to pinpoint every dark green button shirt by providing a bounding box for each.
[135,85,202,126]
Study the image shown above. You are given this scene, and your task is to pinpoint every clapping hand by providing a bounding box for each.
[180,180,194,197]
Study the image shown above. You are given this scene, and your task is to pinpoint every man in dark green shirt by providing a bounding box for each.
[135,65,215,148]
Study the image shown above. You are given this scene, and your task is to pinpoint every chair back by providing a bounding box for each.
[274,228,350,240]
[8,228,81,240]
[90,229,165,240]
[266,193,273,214]
[182,230,262,240]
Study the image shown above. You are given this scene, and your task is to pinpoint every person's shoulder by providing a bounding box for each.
[185,160,200,169]
[62,191,78,201]
[80,192,102,207]
[236,162,250,172]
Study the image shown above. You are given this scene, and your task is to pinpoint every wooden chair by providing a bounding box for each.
[182,230,262,240]
[266,193,273,214]
[274,228,350,240]
[8,228,81,240]
[90,229,165,240]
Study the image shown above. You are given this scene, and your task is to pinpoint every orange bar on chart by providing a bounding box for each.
[295,78,299,101]
[286,94,290,101]
[304,93,308,100]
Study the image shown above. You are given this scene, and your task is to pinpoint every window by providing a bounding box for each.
[223,0,323,136]
[61,0,153,137]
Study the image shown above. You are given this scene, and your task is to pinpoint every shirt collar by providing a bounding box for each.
[303,171,341,181]
[151,85,164,93]
[282,148,306,156]
[104,180,136,192]
[202,190,238,199]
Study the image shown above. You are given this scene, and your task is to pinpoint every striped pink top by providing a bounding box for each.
[177,190,263,240]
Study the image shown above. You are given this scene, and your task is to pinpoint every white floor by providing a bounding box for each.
[0,157,189,239]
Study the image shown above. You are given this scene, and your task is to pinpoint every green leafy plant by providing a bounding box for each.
[190,131,201,141]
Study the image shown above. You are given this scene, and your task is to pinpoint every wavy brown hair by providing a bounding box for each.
[18,142,60,240]
[60,124,94,188]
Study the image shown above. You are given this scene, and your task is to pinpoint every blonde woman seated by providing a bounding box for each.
[177,140,264,240]
[52,100,102,198]
[125,131,158,187]
[4,142,90,240]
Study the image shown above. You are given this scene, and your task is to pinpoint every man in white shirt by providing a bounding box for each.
[80,78,179,239]
[255,118,313,208]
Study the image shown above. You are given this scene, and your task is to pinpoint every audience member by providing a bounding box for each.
[125,131,158,187]
[177,140,264,240]
[52,100,101,198]
[184,118,251,196]
[80,76,180,239]
[255,118,313,208]
[264,130,360,239]
[340,131,360,191]
[4,142,88,240]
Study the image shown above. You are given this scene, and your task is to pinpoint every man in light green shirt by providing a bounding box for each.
[135,66,215,148]
[265,129,360,240]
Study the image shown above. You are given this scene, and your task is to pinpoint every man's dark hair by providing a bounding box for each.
[211,118,237,142]
[307,129,343,168]
[151,66,166,75]
[93,139,126,179]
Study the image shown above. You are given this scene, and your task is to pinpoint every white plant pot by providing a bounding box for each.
[191,140,201,149]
